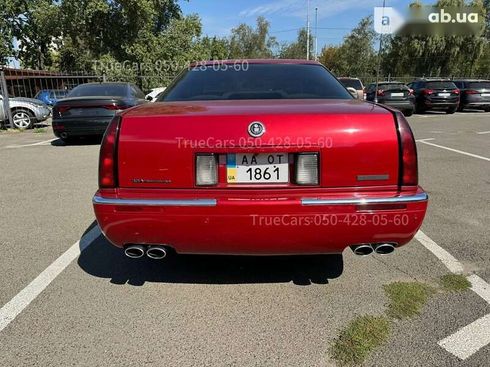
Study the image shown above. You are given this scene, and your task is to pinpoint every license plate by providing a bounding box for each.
[439,93,451,97]
[391,92,404,97]
[481,93,490,97]
[227,153,289,183]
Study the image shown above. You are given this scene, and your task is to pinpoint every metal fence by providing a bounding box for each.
[0,67,178,128]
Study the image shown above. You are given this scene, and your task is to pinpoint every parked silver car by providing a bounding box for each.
[0,94,51,129]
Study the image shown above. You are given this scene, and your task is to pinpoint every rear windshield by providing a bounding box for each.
[467,81,490,89]
[68,84,128,97]
[161,64,352,101]
[426,81,457,89]
[379,83,408,90]
[338,79,363,90]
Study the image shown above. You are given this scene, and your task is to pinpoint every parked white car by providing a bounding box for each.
[0,94,51,129]
[145,87,166,102]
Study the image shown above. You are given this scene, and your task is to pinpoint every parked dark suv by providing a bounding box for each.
[453,80,490,112]
[365,81,415,116]
[408,79,460,114]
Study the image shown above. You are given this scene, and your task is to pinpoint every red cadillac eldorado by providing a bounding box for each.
[93,59,428,260]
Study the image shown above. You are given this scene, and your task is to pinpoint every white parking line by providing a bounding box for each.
[476,131,490,135]
[5,139,56,149]
[0,226,100,333]
[438,314,490,360]
[415,230,490,360]
[414,231,464,274]
[417,139,490,162]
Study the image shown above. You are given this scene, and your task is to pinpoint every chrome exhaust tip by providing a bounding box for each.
[60,132,68,139]
[350,244,374,256]
[373,243,396,255]
[146,246,167,260]
[124,245,146,259]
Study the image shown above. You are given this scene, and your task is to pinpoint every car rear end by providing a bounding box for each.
[460,81,490,111]
[52,83,133,140]
[419,81,460,112]
[376,83,415,115]
[93,61,428,256]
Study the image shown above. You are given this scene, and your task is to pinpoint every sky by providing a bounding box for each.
[180,0,430,51]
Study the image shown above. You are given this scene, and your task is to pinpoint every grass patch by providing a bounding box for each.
[33,128,47,133]
[6,128,23,133]
[384,282,434,319]
[330,315,391,366]
[439,274,471,292]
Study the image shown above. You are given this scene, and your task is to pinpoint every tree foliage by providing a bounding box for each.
[319,16,377,77]
[279,28,313,59]
[229,17,278,58]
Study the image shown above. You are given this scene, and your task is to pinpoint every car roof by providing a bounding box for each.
[337,77,361,80]
[78,82,131,86]
[452,79,490,82]
[414,78,452,82]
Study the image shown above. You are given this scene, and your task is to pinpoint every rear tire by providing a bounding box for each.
[446,107,457,114]
[485,107,490,112]
[403,109,414,117]
[11,109,34,129]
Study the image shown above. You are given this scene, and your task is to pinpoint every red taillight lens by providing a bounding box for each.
[103,104,129,110]
[98,116,121,188]
[423,89,434,95]
[466,90,479,94]
[396,113,418,186]
[409,89,414,95]
[452,89,460,95]
[377,89,385,96]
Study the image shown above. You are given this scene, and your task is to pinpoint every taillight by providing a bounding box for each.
[396,113,418,186]
[377,89,385,96]
[423,89,434,95]
[452,89,460,95]
[466,90,479,94]
[98,116,121,188]
[103,104,130,110]
[409,89,414,95]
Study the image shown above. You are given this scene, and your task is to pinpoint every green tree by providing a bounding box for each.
[318,16,376,77]
[279,28,313,59]
[229,17,278,58]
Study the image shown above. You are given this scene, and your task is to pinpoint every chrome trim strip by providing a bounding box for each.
[93,195,217,207]
[301,192,428,206]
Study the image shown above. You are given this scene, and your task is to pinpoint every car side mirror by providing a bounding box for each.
[347,87,358,99]
[146,96,153,101]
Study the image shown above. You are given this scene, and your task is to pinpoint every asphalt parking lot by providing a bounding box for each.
[0,111,489,367]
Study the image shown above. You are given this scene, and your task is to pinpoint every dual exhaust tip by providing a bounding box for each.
[350,243,396,256]
[124,245,168,260]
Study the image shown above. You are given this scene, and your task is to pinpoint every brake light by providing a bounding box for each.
[103,104,129,110]
[409,89,414,95]
[423,89,434,95]
[98,116,121,188]
[396,113,418,186]
[452,89,460,95]
[377,90,385,96]
[466,90,479,94]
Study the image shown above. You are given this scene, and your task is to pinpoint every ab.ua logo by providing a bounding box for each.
[428,9,479,24]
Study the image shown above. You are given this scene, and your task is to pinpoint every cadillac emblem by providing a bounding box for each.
[248,121,265,138]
